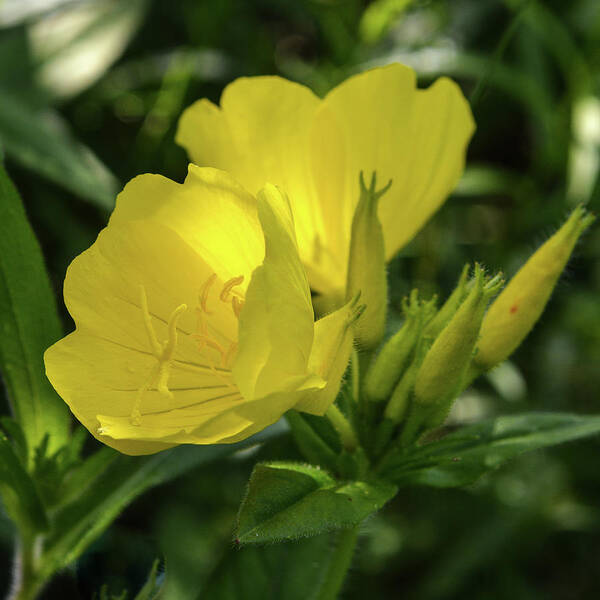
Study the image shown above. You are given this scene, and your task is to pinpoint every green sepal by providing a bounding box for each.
[336,446,370,480]
[422,264,471,341]
[235,461,397,544]
[345,172,391,349]
[379,413,600,488]
[365,290,436,403]
[285,410,339,472]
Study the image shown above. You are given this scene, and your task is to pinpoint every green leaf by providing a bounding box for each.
[201,534,333,600]
[359,0,412,45]
[236,462,397,544]
[31,0,148,101]
[0,163,70,459]
[381,412,600,488]
[133,559,163,600]
[0,432,48,533]
[0,94,118,209]
[39,426,284,579]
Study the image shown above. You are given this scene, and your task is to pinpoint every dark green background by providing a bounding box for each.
[1,0,599,597]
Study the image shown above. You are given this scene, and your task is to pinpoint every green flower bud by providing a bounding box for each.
[384,336,429,422]
[346,172,392,349]
[414,265,503,406]
[423,263,471,341]
[365,290,436,402]
[474,206,595,371]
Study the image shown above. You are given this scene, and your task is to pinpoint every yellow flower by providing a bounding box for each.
[176,63,475,303]
[44,167,359,455]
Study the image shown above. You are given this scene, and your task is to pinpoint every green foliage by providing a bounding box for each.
[0,431,48,533]
[0,163,70,459]
[381,413,600,488]
[0,95,119,209]
[203,535,333,600]
[38,429,281,581]
[0,0,599,597]
[236,462,397,544]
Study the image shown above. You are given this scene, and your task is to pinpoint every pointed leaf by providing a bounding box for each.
[381,412,600,487]
[0,163,70,458]
[236,461,397,544]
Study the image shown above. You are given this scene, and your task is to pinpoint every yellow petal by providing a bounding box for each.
[233,184,315,399]
[176,78,332,289]
[109,165,265,289]
[294,297,361,415]
[98,374,324,447]
[45,220,245,454]
[312,63,475,268]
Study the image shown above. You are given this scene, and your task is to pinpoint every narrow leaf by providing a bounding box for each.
[236,462,397,544]
[0,432,48,532]
[0,163,70,458]
[0,94,118,209]
[382,412,600,487]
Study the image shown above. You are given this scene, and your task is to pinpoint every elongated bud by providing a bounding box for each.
[423,263,471,340]
[384,337,429,422]
[365,290,436,402]
[346,172,392,349]
[474,206,595,371]
[414,265,503,406]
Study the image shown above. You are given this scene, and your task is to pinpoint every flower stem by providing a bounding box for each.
[316,526,359,600]
[7,534,45,600]
[326,405,358,451]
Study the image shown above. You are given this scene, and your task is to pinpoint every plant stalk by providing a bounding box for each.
[316,526,359,600]
[7,534,45,600]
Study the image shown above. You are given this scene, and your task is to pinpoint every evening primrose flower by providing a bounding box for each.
[44,167,359,456]
[176,63,475,304]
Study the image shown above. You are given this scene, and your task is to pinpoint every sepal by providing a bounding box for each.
[345,172,391,349]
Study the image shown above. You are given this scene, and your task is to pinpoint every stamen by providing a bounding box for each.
[199,273,217,314]
[220,275,244,302]
[161,303,187,359]
[193,335,227,366]
[130,364,158,425]
[232,296,244,318]
[139,285,162,356]
[223,342,238,367]
[131,286,187,424]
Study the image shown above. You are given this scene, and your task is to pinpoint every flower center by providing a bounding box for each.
[128,275,245,426]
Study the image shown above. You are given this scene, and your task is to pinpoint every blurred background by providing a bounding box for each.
[1,0,599,598]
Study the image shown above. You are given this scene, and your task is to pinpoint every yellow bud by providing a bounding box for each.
[474,206,595,371]
[346,172,391,349]
[365,290,435,402]
[414,265,503,406]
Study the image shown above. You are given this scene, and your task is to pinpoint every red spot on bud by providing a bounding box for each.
[510,304,518,314]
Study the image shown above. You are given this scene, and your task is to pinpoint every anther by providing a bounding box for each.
[199,273,217,314]
[220,276,244,302]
